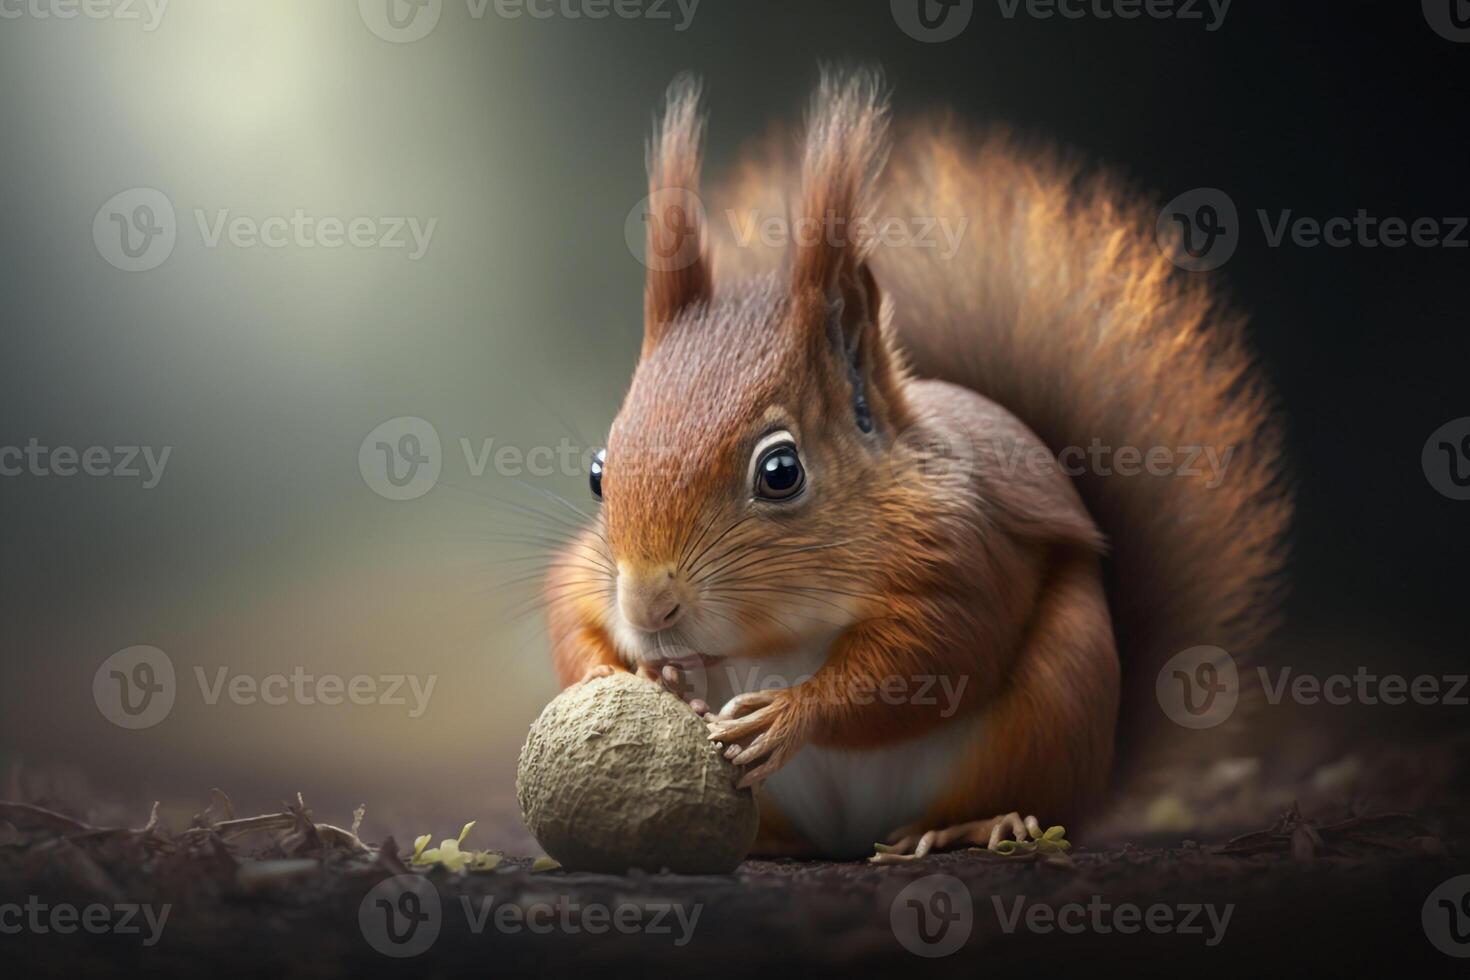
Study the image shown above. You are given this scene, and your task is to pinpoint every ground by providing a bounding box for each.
[2,783,1468,978]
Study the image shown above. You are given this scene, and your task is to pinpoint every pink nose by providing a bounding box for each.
[618,569,686,633]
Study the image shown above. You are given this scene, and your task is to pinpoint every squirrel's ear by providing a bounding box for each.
[642,75,712,357]
[789,68,890,352]
[791,69,902,434]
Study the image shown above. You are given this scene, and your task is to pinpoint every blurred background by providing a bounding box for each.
[0,1,1466,845]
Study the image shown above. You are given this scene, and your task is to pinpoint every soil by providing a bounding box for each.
[2,789,1467,979]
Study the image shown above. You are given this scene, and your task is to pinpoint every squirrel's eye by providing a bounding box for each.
[589,449,605,501]
[754,444,804,501]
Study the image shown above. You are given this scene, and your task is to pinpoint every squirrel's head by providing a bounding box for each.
[593,72,918,668]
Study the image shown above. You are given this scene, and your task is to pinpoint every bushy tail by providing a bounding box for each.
[874,118,1291,766]
[710,95,1292,773]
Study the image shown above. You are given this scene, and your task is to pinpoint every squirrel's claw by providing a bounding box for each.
[705,703,777,743]
[704,689,806,789]
[869,813,1044,864]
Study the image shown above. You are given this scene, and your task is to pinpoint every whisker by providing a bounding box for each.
[694,538,856,585]
[685,514,761,579]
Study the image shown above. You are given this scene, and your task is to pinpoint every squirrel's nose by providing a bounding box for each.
[618,566,686,633]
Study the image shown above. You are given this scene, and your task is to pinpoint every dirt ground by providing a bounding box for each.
[3,770,1468,979]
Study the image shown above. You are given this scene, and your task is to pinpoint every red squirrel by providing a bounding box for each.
[544,70,1290,860]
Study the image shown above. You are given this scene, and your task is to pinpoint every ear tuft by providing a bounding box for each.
[642,73,712,353]
[791,67,891,295]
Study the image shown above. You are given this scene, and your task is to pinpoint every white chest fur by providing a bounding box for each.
[696,642,978,858]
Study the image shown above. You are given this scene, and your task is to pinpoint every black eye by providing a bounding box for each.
[755,444,804,501]
[590,449,605,501]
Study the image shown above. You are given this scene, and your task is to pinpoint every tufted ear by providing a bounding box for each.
[790,69,900,433]
[641,75,712,358]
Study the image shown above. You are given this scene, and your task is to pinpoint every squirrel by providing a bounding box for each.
[544,69,1291,860]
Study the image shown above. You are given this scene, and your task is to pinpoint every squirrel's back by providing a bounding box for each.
[712,113,1292,769]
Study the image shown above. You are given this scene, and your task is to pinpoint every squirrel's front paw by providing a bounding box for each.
[705,689,808,789]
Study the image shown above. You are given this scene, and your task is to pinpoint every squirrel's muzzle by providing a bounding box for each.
[617,564,689,634]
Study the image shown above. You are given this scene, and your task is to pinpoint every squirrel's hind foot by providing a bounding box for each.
[869,812,1043,864]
